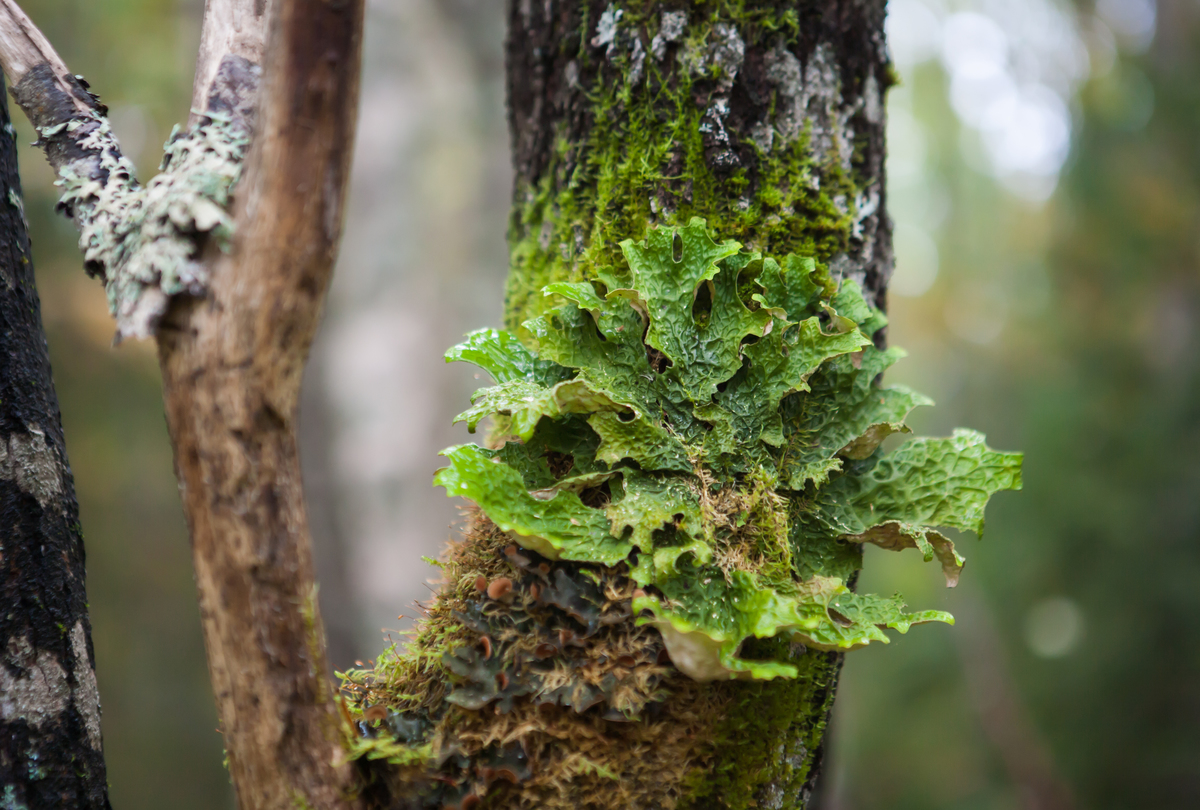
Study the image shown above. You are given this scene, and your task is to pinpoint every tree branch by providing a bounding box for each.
[0,0,80,105]
[0,0,366,805]
[153,0,367,806]
[0,0,264,342]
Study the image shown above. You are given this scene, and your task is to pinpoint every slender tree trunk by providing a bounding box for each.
[0,76,109,809]
[154,2,366,806]
[501,1,890,805]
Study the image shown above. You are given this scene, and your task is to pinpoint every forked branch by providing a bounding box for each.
[0,0,366,807]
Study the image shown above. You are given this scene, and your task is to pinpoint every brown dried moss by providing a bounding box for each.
[341,508,736,809]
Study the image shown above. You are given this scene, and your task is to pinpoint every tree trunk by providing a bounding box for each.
[153,1,367,806]
[501,2,889,805]
[345,2,892,808]
[0,76,110,809]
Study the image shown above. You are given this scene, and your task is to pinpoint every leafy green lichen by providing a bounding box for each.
[438,218,1022,681]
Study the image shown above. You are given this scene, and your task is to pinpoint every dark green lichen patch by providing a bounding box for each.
[680,640,843,810]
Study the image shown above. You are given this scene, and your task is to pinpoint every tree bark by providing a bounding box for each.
[0,75,110,809]
[153,0,367,807]
[345,2,892,808]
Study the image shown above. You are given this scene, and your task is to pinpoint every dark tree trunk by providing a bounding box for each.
[0,77,110,809]
[501,1,890,805]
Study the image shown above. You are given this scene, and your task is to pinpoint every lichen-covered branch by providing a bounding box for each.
[0,74,109,810]
[0,0,261,340]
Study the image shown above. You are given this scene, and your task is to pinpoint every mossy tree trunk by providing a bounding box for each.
[348,2,893,808]
[0,77,110,809]
[502,2,890,805]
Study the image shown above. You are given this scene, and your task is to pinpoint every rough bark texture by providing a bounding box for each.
[189,0,274,124]
[152,0,367,807]
[500,1,890,805]
[0,77,110,810]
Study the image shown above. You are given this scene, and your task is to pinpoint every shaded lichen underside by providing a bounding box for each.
[345,4,890,808]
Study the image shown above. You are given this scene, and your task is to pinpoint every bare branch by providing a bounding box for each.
[0,0,82,108]
[155,0,367,805]
[190,0,273,121]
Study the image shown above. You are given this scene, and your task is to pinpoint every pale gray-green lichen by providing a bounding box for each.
[0,426,64,509]
[0,635,69,730]
[53,109,250,341]
[68,621,103,752]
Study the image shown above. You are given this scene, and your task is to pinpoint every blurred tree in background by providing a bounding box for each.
[11,0,1195,808]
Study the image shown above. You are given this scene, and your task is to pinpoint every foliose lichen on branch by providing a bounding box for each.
[13,56,259,341]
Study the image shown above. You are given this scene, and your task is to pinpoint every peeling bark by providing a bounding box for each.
[0,75,110,810]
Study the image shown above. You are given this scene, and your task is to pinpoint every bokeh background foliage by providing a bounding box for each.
[8,0,1196,807]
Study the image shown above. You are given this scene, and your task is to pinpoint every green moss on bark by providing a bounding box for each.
[505,2,880,335]
[682,643,842,809]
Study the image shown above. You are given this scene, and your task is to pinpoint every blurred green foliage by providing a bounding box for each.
[825,4,1200,808]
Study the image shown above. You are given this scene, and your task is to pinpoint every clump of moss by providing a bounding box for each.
[340,509,730,809]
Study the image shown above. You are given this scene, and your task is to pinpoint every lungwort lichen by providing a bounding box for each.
[436,218,1022,681]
